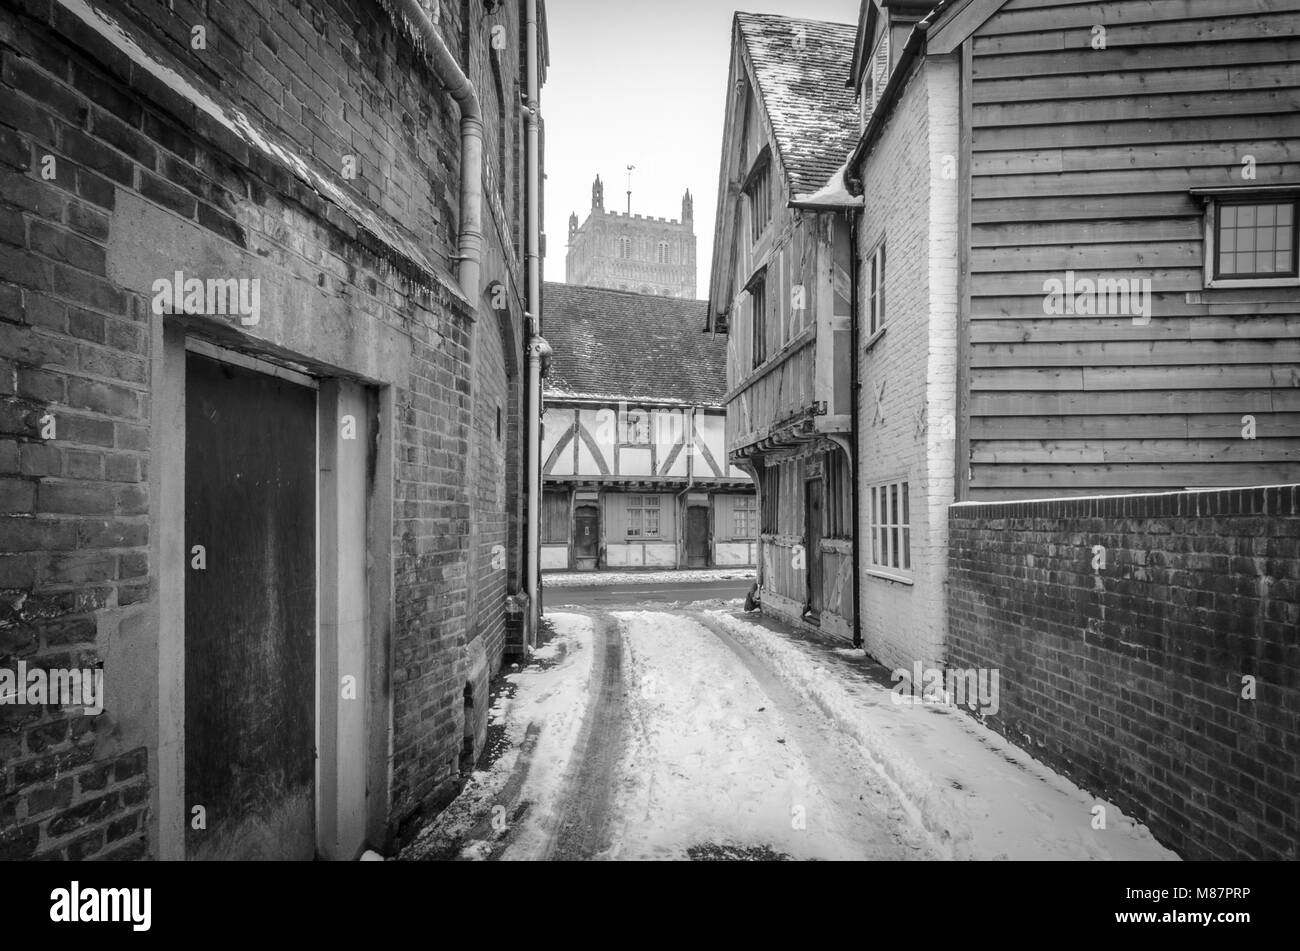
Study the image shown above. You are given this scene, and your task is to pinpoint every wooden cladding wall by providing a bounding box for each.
[964,0,1300,499]
[726,339,816,454]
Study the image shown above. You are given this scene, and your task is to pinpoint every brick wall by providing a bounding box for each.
[1,0,530,858]
[948,484,1300,860]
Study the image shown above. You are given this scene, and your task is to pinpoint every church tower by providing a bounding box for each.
[564,175,698,299]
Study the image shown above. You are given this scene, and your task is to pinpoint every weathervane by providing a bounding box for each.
[626,164,635,214]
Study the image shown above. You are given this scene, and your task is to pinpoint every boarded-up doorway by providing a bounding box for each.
[184,351,317,860]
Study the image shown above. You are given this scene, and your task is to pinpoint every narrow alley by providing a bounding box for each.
[405,592,1177,862]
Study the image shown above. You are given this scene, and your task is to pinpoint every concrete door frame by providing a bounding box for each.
[153,328,395,860]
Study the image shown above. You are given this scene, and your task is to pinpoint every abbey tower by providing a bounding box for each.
[565,176,698,299]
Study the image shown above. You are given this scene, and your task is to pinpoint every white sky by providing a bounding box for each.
[541,0,859,300]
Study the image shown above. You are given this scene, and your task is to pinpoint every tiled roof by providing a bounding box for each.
[542,282,725,407]
[736,12,860,198]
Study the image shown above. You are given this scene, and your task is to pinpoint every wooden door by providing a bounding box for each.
[574,504,599,563]
[184,352,317,860]
[685,506,710,567]
[806,478,823,616]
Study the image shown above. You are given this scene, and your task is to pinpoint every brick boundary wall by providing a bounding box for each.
[948,484,1300,861]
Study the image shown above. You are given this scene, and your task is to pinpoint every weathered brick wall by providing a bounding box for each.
[2,0,529,857]
[948,485,1300,860]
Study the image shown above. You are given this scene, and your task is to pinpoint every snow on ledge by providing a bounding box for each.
[791,163,863,208]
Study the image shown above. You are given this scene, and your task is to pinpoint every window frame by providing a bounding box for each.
[742,147,773,245]
[625,494,661,539]
[747,268,768,370]
[866,240,886,338]
[1196,187,1300,289]
[867,478,912,583]
[732,494,758,540]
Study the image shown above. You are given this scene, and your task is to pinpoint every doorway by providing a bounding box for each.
[685,506,710,568]
[574,504,599,570]
[805,477,824,619]
[183,351,317,860]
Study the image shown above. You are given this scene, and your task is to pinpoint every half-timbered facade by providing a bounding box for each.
[541,283,754,571]
[708,14,861,639]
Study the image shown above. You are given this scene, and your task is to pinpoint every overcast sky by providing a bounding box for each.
[542,0,859,300]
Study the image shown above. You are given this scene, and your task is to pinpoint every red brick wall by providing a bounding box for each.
[948,484,1300,860]
[1,0,530,857]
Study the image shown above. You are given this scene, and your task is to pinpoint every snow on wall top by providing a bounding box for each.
[735,12,860,199]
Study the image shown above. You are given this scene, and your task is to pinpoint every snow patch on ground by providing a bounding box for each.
[704,610,1180,861]
[543,568,756,587]
[605,610,924,860]
[403,613,595,861]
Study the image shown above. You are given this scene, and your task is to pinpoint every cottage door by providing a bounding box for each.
[805,478,824,617]
[184,352,317,860]
[685,506,710,567]
[574,504,600,568]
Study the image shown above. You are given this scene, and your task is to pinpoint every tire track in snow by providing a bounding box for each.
[543,612,628,860]
[689,611,941,859]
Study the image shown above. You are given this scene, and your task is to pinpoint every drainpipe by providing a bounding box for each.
[523,0,548,644]
[674,408,696,568]
[391,0,483,297]
[525,335,550,643]
[848,209,863,649]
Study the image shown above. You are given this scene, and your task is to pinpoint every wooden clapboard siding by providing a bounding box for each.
[971,315,1300,342]
[971,339,1300,367]
[970,412,1300,439]
[964,0,1300,501]
[972,439,1300,464]
[971,295,1300,319]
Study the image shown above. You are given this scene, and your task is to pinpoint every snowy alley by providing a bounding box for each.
[404,603,1179,862]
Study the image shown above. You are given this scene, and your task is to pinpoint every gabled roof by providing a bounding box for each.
[542,283,724,407]
[735,12,860,199]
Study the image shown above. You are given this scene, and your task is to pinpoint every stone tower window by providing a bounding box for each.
[618,236,631,259]
[657,241,671,264]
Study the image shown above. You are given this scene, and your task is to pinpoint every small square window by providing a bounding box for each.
[1206,195,1300,285]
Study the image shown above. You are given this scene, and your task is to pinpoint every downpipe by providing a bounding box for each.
[523,0,547,644]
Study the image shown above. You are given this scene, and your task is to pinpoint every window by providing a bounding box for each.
[749,273,767,369]
[860,29,890,128]
[868,480,910,579]
[744,152,772,243]
[1212,199,1297,281]
[866,241,886,337]
[825,452,851,539]
[622,409,650,445]
[733,495,758,539]
[626,495,661,537]
[759,466,780,535]
[618,236,631,259]
[657,241,671,264]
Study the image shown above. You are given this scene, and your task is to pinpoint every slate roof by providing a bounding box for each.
[542,282,725,407]
[735,12,860,198]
